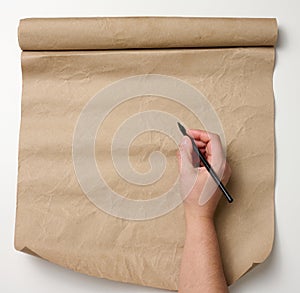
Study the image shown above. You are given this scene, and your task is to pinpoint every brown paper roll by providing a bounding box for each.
[18,17,277,50]
[15,17,277,291]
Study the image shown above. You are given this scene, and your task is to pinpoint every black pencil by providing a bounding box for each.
[177,122,233,203]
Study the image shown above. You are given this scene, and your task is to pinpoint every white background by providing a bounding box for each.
[1,0,299,292]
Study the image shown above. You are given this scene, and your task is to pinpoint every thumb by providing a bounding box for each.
[179,136,194,175]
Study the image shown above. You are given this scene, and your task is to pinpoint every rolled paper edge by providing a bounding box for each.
[18,16,278,51]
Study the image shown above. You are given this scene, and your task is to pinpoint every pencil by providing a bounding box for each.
[177,122,233,203]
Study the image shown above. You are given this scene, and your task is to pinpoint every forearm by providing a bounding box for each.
[178,211,228,293]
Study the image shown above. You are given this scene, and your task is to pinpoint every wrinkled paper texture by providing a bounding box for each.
[15,17,277,290]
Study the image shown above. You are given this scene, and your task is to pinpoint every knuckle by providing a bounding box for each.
[223,162,232,180]
[209,131,220,139]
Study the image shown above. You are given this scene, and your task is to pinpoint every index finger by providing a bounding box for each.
[187,129,211,143]
[187,129,225,166]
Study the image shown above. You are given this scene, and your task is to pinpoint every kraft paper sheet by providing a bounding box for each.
[15,17,277,290]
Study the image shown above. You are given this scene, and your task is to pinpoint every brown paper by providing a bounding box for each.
[18,17,277,50]
[15,17,277,290]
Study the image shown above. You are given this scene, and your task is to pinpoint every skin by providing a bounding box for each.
[177,129,232,293]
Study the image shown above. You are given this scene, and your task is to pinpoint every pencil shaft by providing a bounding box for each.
[177,122,233,203]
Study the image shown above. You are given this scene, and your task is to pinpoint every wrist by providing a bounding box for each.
[183,203,215,221]
[184,208,214,225]
[182,190,221,221]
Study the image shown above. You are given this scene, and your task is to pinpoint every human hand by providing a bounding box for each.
[177,129,232,220]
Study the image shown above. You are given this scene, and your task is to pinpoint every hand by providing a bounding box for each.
[177,129,232,220]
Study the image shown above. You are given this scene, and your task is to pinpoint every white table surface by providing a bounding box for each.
[1,0,299,292]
